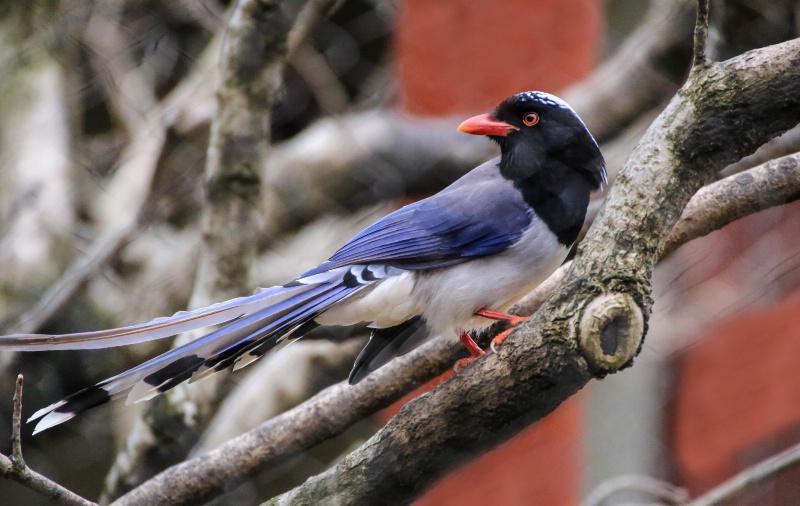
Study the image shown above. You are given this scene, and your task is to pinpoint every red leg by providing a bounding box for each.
[454,330,484,373]
[489,327,515,353]
[459,330,484,357]
[474,308,530,326]
[474,307,531,352]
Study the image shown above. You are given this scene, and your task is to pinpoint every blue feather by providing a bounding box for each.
[303,161,532,275]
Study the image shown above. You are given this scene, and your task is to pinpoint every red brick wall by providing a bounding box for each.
[395,0,602,116]
[415,395,584,506]
[671,290,800,502]
[378,377,584,506]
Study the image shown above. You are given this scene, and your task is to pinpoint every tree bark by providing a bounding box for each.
[101,0,295,500]
[107,40,800,506]
[264,35,800,506]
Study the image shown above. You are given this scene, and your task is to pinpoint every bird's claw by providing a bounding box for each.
[489,327,515,353]
[506,315,530,327]
[453,357,478,374]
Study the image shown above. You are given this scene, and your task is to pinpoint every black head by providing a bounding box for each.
[458,91,606,190]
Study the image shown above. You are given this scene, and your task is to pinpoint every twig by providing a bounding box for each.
[0,376,98,506]
[8,223,138,334]
[583,475,688,506]
[286,0,341,57]
[686,440,800,506]
[664,152,800,257]
[693,0,710,66]
[10,375,23,470]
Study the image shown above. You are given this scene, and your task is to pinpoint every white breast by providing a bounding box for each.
[411,216,568,337]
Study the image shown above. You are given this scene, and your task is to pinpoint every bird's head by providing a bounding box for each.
[458,91,606,190]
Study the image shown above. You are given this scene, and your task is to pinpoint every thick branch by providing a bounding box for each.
[262,36,800,506]
[112,149,800,505]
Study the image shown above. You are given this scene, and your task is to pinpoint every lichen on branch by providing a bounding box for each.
[262,33,800,506]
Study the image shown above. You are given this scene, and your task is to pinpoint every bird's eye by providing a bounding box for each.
[522,112,539,126]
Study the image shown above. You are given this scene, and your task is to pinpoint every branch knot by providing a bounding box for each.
[578,293,644,375]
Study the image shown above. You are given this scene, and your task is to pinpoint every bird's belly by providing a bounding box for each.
[414,221,569,337]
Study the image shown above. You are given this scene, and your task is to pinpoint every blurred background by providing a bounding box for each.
[1,0,799,504]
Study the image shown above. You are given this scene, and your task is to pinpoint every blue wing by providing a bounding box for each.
[303,159,533,275]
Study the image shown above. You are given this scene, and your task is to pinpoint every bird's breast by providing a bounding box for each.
[413,217,569,337]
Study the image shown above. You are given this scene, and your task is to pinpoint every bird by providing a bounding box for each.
[0,91,606,434]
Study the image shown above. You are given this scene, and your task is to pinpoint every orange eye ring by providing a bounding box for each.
[522,112,539,126]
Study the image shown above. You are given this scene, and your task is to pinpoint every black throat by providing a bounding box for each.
[500,158,593,247]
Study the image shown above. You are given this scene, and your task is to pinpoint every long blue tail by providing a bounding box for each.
[23,266,373,434]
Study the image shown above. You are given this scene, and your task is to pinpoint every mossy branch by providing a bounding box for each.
[262,33,800,506]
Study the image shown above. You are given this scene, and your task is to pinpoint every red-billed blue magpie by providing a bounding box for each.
[0,91,606,433]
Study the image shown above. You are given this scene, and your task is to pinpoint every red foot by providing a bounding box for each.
[454,330,485,373]
[474,308,530,326]
[459,330,485,358]
[474,307,531,352]
[490,327,515,353]
[453,356,478,373]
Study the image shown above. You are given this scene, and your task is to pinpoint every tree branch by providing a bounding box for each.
[693,0,710,66]
[110,120,800,506]
[0,376,97,506]
[101,0,298,500]
[262,34,800,506]
[663,152,800,257]
[686,440,800,506]
[583,475,688,506]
